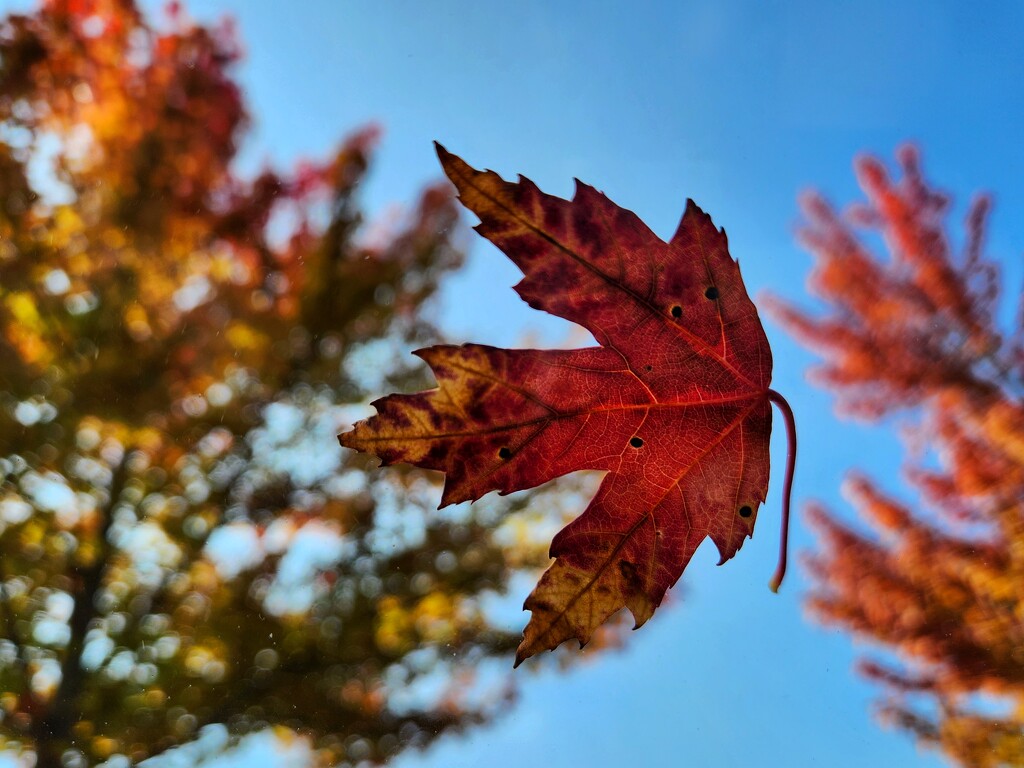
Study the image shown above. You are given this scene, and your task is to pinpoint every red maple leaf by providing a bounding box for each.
[340,145,796,665]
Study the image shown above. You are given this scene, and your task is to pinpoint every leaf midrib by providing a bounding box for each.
[449,161,761,392]
[353,390,763,443]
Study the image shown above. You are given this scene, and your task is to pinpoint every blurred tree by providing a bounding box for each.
[0,1,565,766]
[768,147,1024,767]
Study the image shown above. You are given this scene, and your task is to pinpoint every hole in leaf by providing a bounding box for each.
[644,365,652,372]
[670,305,682,318]
[705,286,719,300]
[739,505,753,518]
[629,437,644,448]
[498,447,512,460]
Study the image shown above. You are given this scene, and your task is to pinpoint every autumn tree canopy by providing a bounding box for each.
[768,146,1024,768]
[0,1,560,765]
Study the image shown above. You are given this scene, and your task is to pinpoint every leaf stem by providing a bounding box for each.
[766,389,796,593]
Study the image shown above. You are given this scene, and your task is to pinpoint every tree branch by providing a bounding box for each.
[31,453,130,766]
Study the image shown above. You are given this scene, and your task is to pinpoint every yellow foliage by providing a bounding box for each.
[225,321,268,353]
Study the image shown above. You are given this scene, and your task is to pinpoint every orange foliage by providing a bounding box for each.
[768,146,1024,767]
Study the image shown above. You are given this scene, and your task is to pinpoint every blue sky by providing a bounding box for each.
[8,1,1024,766]
[143,2,1024,767]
